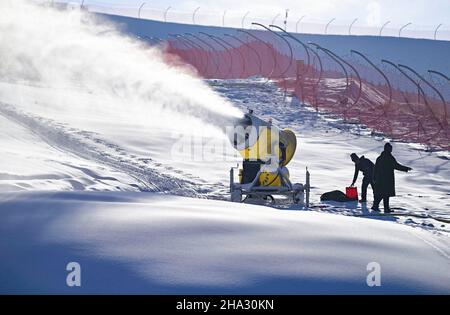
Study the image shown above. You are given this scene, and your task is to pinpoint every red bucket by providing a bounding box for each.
[346,187,358,200]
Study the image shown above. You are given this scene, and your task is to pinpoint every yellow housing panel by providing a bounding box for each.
[238,127,297,167]
[280,129,297,166]
[259,171,281,186]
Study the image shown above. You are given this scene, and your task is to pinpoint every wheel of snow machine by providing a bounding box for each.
[293,188,304,205]
[264,195,275,204]
[241,194,274,205]
[293,194,301,204]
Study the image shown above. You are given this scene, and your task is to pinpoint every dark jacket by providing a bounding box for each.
[374,151,409,197]
[352,156,374,184]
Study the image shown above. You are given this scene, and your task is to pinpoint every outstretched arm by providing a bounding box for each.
[393,158,412,172]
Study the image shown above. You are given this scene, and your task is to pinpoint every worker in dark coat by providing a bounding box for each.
[350,153,374,203]
[372,143,412,213]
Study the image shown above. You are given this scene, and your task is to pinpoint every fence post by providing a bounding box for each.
[428,70,450,82]
[241,11,250,29]
[284,9,289,31]
[200,33,234,79]
[349,18,358,35]
[434,23,443,40]
[399,64,447,126]
[237,29,276,79]
[164,6,171,22]
[218,35,247,78]
[186,33,219,77]
[351,49,393,111]
[253,23,294,79]
[383,59,429,109]
[399,22,412,37]
[325,18,336,35]
[379,21,391,36]
[295,15,306,33]
[192,7,200,25]
[226,33,262,75]
[138,2,146,19]
[172,34,208,75]
[322,47,362,106]
[272,13,281,25]
[310,42,350,101]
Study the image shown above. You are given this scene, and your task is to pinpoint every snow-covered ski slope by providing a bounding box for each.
[0,1,449,294]
[1,191,450,294]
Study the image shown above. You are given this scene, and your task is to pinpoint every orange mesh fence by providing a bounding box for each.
[166,32,449,151]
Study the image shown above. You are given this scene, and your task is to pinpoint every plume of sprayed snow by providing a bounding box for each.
[0,0,242,132]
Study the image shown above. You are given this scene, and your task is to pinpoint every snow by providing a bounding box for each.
[0,112,139,192]
[1,191,449,294]
[1,77,449,294]
[5,79,448,226]
[0,1,449,294]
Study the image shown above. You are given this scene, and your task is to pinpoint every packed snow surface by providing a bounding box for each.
[1,191,450,294]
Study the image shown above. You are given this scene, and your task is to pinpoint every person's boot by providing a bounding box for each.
[371,205,380,212]
[383,198,391,213]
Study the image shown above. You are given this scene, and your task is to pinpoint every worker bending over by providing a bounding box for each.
[350,153,375,203]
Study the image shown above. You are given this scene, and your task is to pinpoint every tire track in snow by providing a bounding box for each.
[408,229,450,262]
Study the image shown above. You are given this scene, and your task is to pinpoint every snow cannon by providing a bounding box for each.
[228,109,310,205]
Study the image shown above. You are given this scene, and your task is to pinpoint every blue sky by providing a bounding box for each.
[86,0,449,27]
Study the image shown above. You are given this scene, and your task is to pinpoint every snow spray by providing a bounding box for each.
[0,0,242,132]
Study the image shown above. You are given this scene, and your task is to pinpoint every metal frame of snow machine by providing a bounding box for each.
[230,164,310,205]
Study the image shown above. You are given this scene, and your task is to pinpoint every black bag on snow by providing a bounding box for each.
[320,190,354,202]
